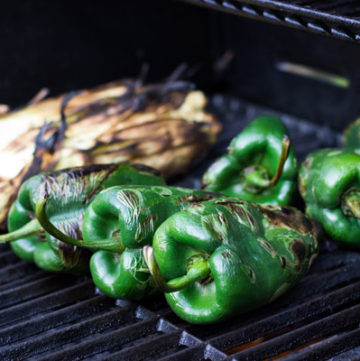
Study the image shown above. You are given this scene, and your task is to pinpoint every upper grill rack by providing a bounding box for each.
[1,95,360,360]
[183,0,360,43]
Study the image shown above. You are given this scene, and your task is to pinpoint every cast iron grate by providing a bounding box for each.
[1,95,359,361]
[182,0,360,43]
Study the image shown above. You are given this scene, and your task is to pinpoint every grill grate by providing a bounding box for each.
[1,95,360,360]
[182,0,360,43]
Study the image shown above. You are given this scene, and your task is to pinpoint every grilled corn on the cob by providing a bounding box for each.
[0,76,220,228]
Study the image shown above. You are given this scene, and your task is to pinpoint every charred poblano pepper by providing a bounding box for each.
[0,163,165,272]
[202,116,298,205]
[36,186,218,299]
[299,148,360,247]
[144,199,318,324]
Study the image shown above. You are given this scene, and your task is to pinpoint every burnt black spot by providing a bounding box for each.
[215,200,245,206]
[218,214,226,224]
[111,229,121,237]
[262,208,277,221]
[261,240,275,253]
[280,256,287,268]
[179,193,217,204]
[54,163,118,178]
[248,268,255,280]
[222,251,231,259]
[280,207,294,216]
[82,164,121,204]
[247,214,255,228]
[143,214,158,225]
[260,206,316,236]
[132,163,161,176]
[292,240,306,263]
[302,217,314,232]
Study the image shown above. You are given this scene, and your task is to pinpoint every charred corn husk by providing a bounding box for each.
[0,76,220,228]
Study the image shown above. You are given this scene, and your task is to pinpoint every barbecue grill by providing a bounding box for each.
[1,0,360,360]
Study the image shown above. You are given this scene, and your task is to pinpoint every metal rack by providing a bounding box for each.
[2,95,360,360]
[184,0,360,42]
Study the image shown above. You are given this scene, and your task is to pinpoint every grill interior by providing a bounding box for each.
[184,0,360,42]
[2,0,360,359]
[2,95,360,361]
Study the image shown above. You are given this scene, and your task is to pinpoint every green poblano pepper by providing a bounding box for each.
[202,116,298,205]
[0,163,165,272]
[342,118,360,150]
[299,148,360,247]
[144,199,319,324]
[36,185,219,300]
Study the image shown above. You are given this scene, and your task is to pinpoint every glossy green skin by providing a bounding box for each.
[85,186,218,299]
[202,116,298,205]
[299,148,360,246]
[8,163,165,272]
[342,118,360,150]
[90,249,157,301]
[153,199,318,324]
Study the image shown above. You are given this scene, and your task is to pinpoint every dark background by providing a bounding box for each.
[1,0,360,130]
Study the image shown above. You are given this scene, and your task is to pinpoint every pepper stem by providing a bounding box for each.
[245,135,290,190]
[342,188,360,219]
[0,219,43,243]
[143,246,211,293]
[35,198,125,252]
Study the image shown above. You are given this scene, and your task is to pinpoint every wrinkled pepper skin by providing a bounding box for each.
[299,149,360,246]
[152,199,318,324]
[202,116,298,205]
[7,163,165,272]
[84,186,218,299]
[90,249,157,301]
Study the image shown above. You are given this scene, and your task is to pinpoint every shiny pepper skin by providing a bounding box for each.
[151,199,318,324]
[84,186,219,300]
[202,116,298,205]
[299,148,360,247]
[5,163,165,272]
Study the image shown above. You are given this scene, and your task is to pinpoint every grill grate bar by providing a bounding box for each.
[206,280,360,352]
[183,0,360,43]
[330,345,360,360]
[0,274,76,310]
[0,250,20,267]
[0,294,113,344]
[99,330,184,361]
[0,262,43,287]
[0,244,10,253]
[35,316,160,361]
[0,280,94,327]
[279,327,360,361]
[273,262,360,309]
[0,304,137,360]
[0,269,45,292]
[307,250,360,273]
[157,344,207,361]
[232,303,360,360]
[1,95,360,360]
